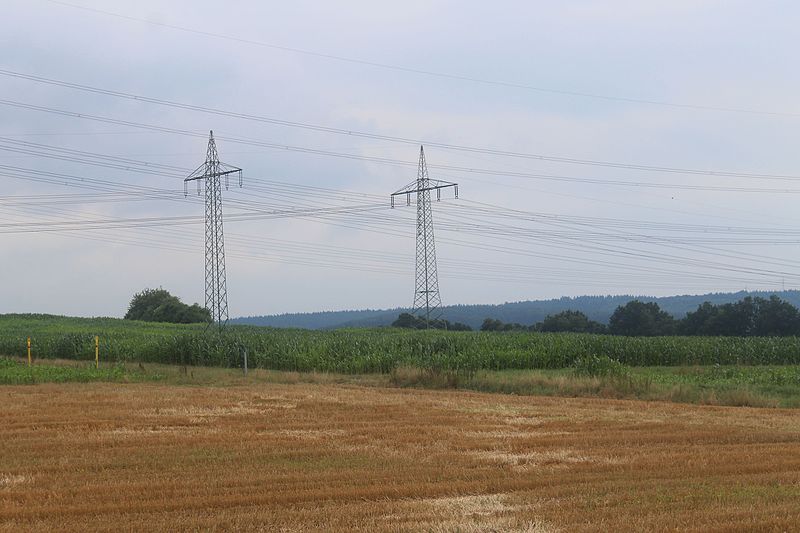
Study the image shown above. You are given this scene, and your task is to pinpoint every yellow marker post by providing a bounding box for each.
[95,336,99,369]
[27,337,31,367]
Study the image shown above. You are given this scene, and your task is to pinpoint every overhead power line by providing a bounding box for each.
[0,199,786,291]
[41,0,798,118]
[5,138,800,281]
[5,99,800,194]
[4,132,800,292]
[4,173,800,286]
[5,136,800,248]
[6,133,800,233]
[3,69,800,180]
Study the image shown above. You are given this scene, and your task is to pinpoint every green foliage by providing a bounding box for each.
[480,318,501,331]
[4,314,800,375]
[478,296,800,338]
[572,355,630,377]
[647,365,800,388]
[235,290,800,329]
[534,310,607,334]
[0,357,157,385]
[681,296,800,336]
[391,313,472,331]
[125,288,210,324]
[451,366,800,407]
[480,318,528,331]
[608,300,676,336]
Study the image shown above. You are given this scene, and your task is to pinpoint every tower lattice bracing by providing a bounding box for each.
[185,131,242,329]
[391,146,458,327]
[413,147,441,321]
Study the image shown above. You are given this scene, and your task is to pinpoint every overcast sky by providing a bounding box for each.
[2,0,800,318]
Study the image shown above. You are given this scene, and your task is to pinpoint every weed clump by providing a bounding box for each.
[390,365,460,389]
[572,355,630,378]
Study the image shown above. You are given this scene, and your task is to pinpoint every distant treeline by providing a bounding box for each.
[233,290,800,330]
[479,296,800,337]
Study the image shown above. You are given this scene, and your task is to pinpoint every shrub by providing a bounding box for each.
[573,355,630,378]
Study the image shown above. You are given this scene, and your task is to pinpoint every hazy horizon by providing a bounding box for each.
[5,288,796,321]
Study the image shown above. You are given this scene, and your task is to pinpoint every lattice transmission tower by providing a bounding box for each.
[391,146,458,327]
[184,131,242,329]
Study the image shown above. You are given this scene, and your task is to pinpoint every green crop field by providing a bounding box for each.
[2,313,800,373]
[3,313,800,406]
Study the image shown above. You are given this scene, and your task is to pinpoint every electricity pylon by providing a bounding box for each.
[184,131,242,329]
[391,146,458,327]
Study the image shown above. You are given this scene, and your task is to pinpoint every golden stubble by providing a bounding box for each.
[0,382,798,532]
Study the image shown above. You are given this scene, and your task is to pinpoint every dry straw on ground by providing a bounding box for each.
[1,382,798,531]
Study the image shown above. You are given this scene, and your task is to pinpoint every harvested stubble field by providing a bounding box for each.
[1,382,799,532]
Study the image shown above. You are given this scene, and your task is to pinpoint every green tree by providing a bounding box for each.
[124,288,211,324]
[392,312,421,329]
[479,318,526,331]
[680,301,719,335]
[392,313,471,331]
[534,310,607,334]
[681,296,800,336]
[608,300,675,336]
[480,318,503,331]
[752,295,800,336]
[715,297,757,336]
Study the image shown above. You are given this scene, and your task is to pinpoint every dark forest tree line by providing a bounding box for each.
[479,296,800,337]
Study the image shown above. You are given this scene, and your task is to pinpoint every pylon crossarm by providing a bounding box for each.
[184,165,242,196]
[391,178,457,196]
[185,161,208,182]
[184,166,241,183]
[390,180,458,207]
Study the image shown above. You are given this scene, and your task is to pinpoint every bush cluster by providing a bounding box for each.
[125,288,210,324]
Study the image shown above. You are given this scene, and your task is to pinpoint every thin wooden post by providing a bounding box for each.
[95,336,99,369]
[27,337,31,367]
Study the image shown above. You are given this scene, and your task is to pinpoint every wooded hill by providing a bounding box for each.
[232,290,800,330]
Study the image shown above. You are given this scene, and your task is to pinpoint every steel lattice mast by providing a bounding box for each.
[184,131,242,329]
[391,146,458,327]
